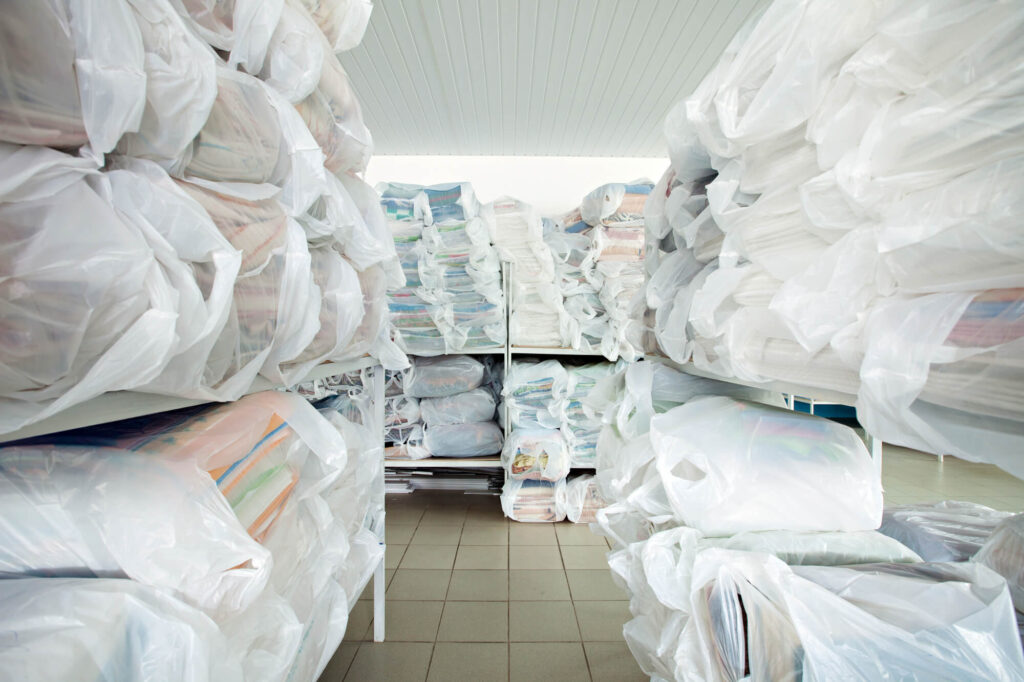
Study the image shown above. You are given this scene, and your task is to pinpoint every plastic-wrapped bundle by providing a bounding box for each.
[502,428,569,481]
[561,363,620,467]
[380,182,480,224]
[858,289,1024,477]
[259,0,325,103]
[879,501,1012,562]
[297,0,373,52]
[420,388,496,426]
[0,145,180,435]
[501,479,567,523]
[289,247,364,367]
[975,514,1024,613]
[0,0,146,153]
[168,0,283,73]
[185,68,283,184]
[384,394,420,429]
[0,578,243,682]
[503,360,568,429]
[581,182,653,229]
[404,355,485,398]
[116,0,218,162]
[559,475,606,524]
[652,397,882,535]
[683,551,1024,682]
[423,422,504,457]
[295,50,372,174]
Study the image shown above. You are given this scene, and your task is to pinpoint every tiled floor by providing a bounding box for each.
[321,445,1024,682]
[319,491,645,682]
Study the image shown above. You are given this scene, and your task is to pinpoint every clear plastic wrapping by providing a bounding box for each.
[880,501,1012,562]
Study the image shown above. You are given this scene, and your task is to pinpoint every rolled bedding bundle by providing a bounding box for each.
[420,388,496,426]
[879,501,1012,562]
[404,355,486,398]
[0,0,146,152]
[423,421,504,457]
[296,0,373,52]
[501,479,567,523]
[184,68,283,184]
[168,0,283,73]
[296,49,372,174]
[502,428,570,481]
[288,246,364,368]
[0,145,180,435]
[0,578,243,682]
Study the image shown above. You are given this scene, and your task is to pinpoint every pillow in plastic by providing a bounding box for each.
[423,421,503,457]
[404,355,486,398]
[419,388,497,426]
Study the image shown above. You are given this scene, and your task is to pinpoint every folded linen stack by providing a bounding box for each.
[380,183,506,354]
[484,197,574,348]
[642,0,1024,476]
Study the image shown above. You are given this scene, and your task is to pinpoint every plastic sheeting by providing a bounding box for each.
[651,397,882,535]
[880,501,1012,562]
[975,514,1024,614]
[0,578,243,682]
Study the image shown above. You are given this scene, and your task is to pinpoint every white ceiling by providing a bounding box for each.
[339,0,768,157]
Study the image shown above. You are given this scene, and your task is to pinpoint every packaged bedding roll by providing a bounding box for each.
[0,578,243,682]
[404,355,486,398]
[880,500,1012,562]
[423,422,503,457]
[419,388,496,426]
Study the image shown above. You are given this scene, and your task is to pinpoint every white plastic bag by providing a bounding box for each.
[652,397,882,535]
[419,388,496,426]
[880,501,1011,562]
[297,0,373,52]
[260,0,325,103]
[501,478,567,523]
[288,247,364,368]
[423,421,503,457]
[404,355,486,398]
[502,428,570,481]
[169,0,284,73]
[0,445,271,619]
[0,578,243,682]
[559,475,606,524]
[975,513,1024,613]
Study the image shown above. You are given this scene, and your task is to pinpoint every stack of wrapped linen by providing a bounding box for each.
[0,0,404,439]
[642,0,1024,477]
[381,183,506,354]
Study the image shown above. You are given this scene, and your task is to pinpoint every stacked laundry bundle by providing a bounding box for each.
[385,355,503,459]
[484,197,573,348]
[546,230,608,353]
[499,359,619,522]
[642,0,1024,477]
[0,390,384,681]
[0,0,404,438]
[589,363,1024,680]
[380,183,506,354]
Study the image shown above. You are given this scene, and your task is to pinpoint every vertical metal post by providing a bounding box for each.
[867,431,883,479]
[371,365,386,643]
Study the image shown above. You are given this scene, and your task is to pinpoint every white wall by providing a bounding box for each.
[364,155,668,218]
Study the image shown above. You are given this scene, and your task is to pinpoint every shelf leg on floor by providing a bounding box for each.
[868,433,883,478]
[372,557,385,642]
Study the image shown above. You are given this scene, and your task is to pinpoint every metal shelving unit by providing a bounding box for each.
[385,457,502,468]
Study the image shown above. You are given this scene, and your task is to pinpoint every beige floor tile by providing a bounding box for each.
[460,525,509,545]
[386,524,417,545]
[447,569,509,601]
[411,525,463,545]
[343,602,373,642]
[574,601,632,641]
[387,509,425,525]
[566,570,627,601]
[387,569,452,601]
[436,601,509,642]
[419,508,468,526]
[400,545,458,570]
[510,643,590,682]
[427,642,508,682]
[556,523,607,546]
[455,545,509,570]
[386,544,407,570]
[509,569,570,601]
[366,601,443,642]
[344,642,432,682]
[509,545,563,570]
[463,516,511,529]
[510,523,558,545]
[318,643,359,681]
[510,601,580,641]
[560,545,609,570]
[585,642,648,682]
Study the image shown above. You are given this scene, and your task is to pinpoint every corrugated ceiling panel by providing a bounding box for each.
[340,0,770,156]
